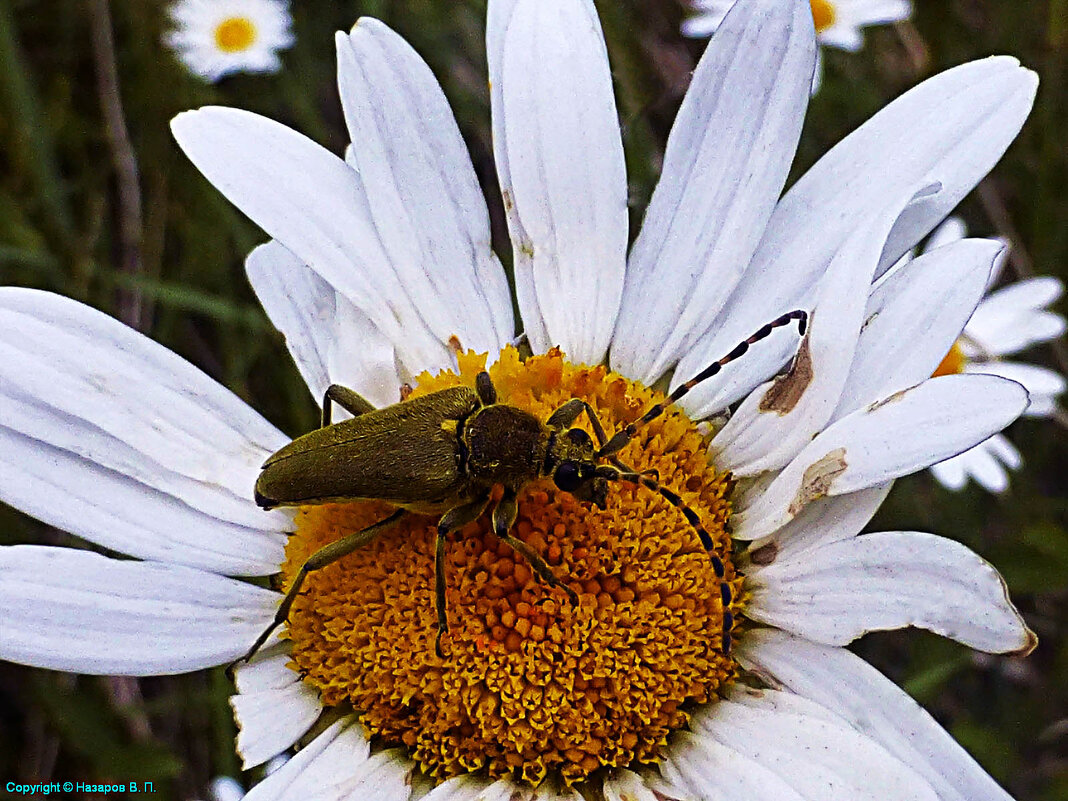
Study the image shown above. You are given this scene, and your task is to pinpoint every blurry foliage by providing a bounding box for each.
[0,0,1065,798]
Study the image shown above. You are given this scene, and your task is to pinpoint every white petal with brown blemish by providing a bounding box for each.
[674,57,1037,415]
[732,373,1029,541]
[712,191,903,475]
[833,237,1001,420]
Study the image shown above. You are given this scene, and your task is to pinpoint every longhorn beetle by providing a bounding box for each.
[245,310,808,662]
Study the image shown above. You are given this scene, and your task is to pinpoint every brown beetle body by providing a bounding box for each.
[240,310,806,663]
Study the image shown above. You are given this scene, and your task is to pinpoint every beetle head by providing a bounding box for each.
[549,428,609,510]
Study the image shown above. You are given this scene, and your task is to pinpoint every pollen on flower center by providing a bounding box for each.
[933,341,968,377]
[281,347,739,786]
[214,16,257,52]
[810,0,837,33]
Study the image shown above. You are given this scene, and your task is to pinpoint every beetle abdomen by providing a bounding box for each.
[255,386,480,509]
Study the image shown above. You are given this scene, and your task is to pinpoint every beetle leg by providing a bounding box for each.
[321,384,377,427]
[546,399,609,447]
[236,509,406,667]
[475,371,497,405]
[435,493,494,658]
[491,488,579,606]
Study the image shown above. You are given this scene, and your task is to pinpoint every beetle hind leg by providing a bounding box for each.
[235,509,407,668]
[434,494,494,658]
[321,384,377,427]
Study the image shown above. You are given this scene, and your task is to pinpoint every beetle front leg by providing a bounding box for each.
[491,488,579,605]
[237,509,406,666]
[435,493,493,658]
[321,384,377,427]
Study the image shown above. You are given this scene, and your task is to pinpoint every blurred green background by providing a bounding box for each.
[1,0,1065,798]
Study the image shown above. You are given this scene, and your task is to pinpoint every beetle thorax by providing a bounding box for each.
[463,404,547,488]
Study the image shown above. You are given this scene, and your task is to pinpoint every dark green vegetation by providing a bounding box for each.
[1,0,1065,798]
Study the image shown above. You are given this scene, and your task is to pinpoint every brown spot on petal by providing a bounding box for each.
[759,335,813,415]
[866,387,910,412]
[1010,628,1039,658]
[788,447,847,516]
[748,540,779,566]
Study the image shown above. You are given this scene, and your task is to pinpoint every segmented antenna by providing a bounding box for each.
[598,310,807,457]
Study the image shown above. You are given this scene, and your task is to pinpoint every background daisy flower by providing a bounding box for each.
[165,0,294,82]
[917,218,1067,493]
[0,0,1043,798]
[683,0,913,91]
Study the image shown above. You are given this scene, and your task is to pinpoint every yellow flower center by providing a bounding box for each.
[214,16,257,53]
[282,347,738,786]
[933,342,968,377]
[810,0,837,33]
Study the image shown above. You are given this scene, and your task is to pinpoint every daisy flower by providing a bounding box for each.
[683,0,912,91]
[918,218,1067,493]
[0,0,1040,799]
[165,0,295,82]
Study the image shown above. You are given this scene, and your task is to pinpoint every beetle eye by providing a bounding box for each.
[566,428,593,448]
[553,462,582,492]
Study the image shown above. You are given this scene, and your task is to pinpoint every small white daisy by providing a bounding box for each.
[165,0,295,83]
[684,0,912,91]
[920,218,1067,493]
[0,0,1041,799]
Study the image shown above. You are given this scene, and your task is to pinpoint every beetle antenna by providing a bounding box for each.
[598,310,807,458]
[594,465,734,653]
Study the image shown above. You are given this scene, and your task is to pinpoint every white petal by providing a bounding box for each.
[488,0,627,364]
[929,455,969,491]
[733,374,1029,540]
[0,545,277,675]
[335,21,513,353]
[738,628,1019,801]
[243,717,377,801]
[170,107,455,374]
[612,0,815,383]
[0,290,287,574]
[210,777,246,801]
[675,57,1037,408]
[231,644,322,769]
[422,776,581,801]
[421,775,497,801]
[712,191,901,475]
[748,530,1036,653]
[246,241,402,409]
[923,215,968,251]
[745,483,891,561]
[687,687,940,801]
[938,434,1024,493]
[985,432,1023,469]
[659,730,806,801]
[343,750,416,801]
[833,238,1002,419]
[967,276,1065,355]
[602,770,662,801]
[963,443,1012,493]
[966,361,1066,406]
